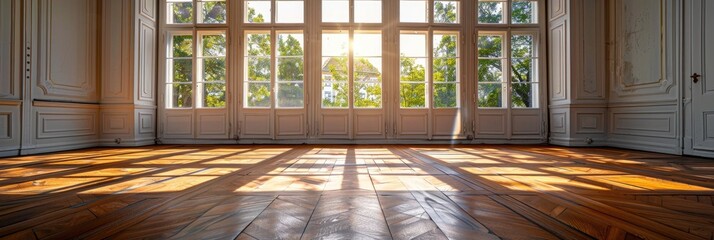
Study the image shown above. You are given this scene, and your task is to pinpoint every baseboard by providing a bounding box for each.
[20,142,100,156]
[549,137,608,147]
[98,138,156,147]
[159,138,547,145]
[607,138,682,155]
[0,149,21,158]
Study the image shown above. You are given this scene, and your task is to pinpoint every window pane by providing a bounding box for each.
[478,35,502,58]
[478,59,503,82]
[170,59,192,83]
[478,83,503,108]
[247,57,271,81]
[202,34,226,57]
[512,34,534,58]
[433,33,458,107]
[434,1,459,23]
[354,82,382,108]
[245,1,271,23]
[434,34,458,58]
[322,82,349,107]
[246,33,271,56]
[512,1,537,24]
[354,34,382,57]
[169,83,193,108]
[199,1,226,24]
[246,83,271,107]
[277,57,303,81]
[433,57,457,82]
[322,33,349,57]
[511,83,537,108]
[168,1,193,24]
[277,33,304,108]
[511,58,534,83]
[277,33,304,81]
[355,0,382,23]
[276,1,304,23]
[400,0,427,23]
[400,34,427,57]
[400,83,426,108]
[322,0,349,22]
[434,83,458,108]
[278,33,304,57]
[200,83,226,107]
[322,33,349,108]
[478,1,505,24]
[400,57,427,81]
[278,83,304,107]
[354,57,382,80]
[400,32,427,108]
[202,58,225,81]
[172,35,193,58]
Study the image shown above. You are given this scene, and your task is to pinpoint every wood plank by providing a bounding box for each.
[0,145,712,239]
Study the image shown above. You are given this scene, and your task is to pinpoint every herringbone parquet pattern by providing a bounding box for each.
[0,145,713,239]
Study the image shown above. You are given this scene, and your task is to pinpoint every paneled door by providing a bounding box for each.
[684,0,714,157]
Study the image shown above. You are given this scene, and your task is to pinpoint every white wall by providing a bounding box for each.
[0,0,157,157]
[0,0,23,156]
[606,0,683,154]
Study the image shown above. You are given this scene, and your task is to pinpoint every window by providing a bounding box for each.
[166,31,227,108]
[510,33,538,108]
[321,31,383,108]
[321,32,349,108]
[164,0,227,109]
[476,0,539,109]
[167,0,227,24]
[245,0,305,23]
[245,32,271,108]
[433,33,459,108]
[400,0,459,23]
[276,32,305,108]
[399,32,427,108]
[399,32,459,108]
[242,0,306,109]
[167,33,193,108]
[320,0,383,109]
[323,0,382,23]
[354,32,383,108]
[477,0,537,24]
[199,33,227,108]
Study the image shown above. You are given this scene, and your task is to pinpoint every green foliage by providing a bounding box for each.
[171,35,193,108]
[478,1,503,23]
[511,1,534,24]
[434,1,457,23]
[433,34,458,108]
[354,58,382,108]
[476,3,537,108]
[277,34,305,107]
[171,2,193,23]
[201,1,226,23]
[322,57,349,108]
[399,57,426,108]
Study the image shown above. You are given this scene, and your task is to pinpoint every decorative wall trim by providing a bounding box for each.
[549,0,567,21]
[36,112,97,139]
[37,0,98,102]
[136,17,156,103]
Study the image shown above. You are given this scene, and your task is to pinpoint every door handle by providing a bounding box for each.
[691,73,701,83]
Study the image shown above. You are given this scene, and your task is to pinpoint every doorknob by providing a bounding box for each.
[691,73,701,83]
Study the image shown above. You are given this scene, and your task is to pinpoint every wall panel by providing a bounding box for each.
[0,102,20,154]
[0,0,20,99]
[136,17,156,104]
[36,0,98,102]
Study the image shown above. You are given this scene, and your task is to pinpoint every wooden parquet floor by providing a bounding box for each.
[0,145,713,240]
